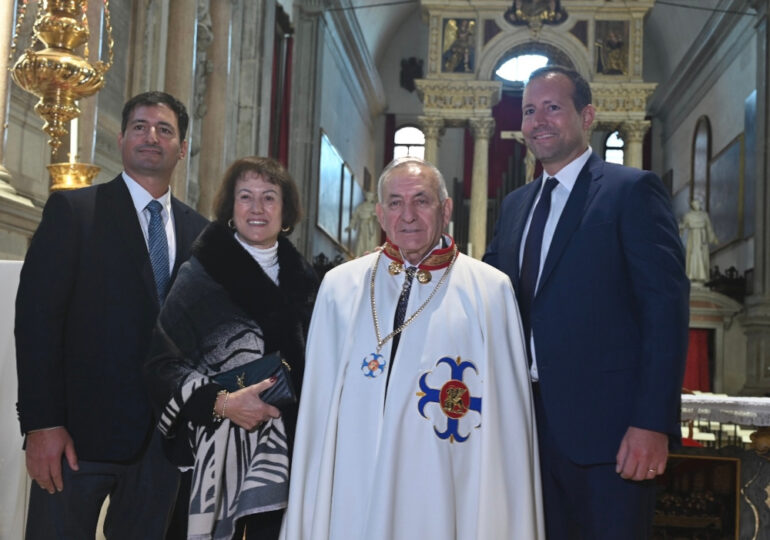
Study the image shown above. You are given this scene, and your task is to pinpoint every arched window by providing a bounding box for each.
[393,126,425,159]
[604,131,624,165]
[495,54,549,83]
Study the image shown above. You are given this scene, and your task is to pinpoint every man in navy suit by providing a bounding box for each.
[15,91,208,539]
[484,66,689,539]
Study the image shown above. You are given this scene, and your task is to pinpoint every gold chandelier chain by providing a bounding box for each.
[370,246,458,354]
[82,1,90,59]
[103,0,114,70]
[8,0,29,66]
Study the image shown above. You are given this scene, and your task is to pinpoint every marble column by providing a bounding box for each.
[468,117,495,259]
[743,3,770,395]
[419,116,444,165]
[620,120,649,170]
[164,0,198,203]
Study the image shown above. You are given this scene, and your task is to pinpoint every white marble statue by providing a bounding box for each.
[680,199,718,284]
[347,191,380,256]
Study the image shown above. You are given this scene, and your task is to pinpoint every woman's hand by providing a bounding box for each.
[216,377,281,430]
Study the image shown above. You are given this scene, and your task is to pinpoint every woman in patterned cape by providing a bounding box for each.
[145,156,318,540]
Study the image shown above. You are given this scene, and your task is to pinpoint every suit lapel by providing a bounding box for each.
[101,175,160,304]
[506,178,542,291]
[171,198,197,280]
[537,154,604,295]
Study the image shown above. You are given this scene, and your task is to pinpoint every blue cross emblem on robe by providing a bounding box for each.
[416,356,482,443]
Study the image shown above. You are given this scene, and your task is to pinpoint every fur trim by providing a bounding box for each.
[191,222,318,357]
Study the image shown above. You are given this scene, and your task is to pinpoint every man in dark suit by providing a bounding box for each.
[15,91,208,539]
[484,66,689,539]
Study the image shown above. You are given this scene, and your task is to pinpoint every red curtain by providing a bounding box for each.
[683,329,710,392]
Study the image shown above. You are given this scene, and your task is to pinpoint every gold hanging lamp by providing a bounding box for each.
[9,0,113,190]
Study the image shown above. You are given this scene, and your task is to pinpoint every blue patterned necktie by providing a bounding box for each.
[146,200,170,303]
[518,177,559,357]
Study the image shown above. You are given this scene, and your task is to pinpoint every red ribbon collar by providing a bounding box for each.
[381,236,457,270]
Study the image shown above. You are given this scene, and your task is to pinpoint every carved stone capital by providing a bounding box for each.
[619,120,650,143]
[469,117,495,140]
[418,116,445,139]
[415,79,502,120]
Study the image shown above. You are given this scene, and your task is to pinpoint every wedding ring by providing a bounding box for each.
[647,468,656,473]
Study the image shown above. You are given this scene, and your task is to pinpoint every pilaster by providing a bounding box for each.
[743,2,770,395]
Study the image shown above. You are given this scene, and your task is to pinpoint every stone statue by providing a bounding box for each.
[680,199,718,284]
[347,191,380,256]
[512,131,536,183]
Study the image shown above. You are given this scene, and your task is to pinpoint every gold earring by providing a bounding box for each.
[228,219,235,229]
[281,225,290,233]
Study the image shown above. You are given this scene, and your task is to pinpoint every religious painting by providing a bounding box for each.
[708,134,744,250]
[652,454,740,539]
[595,21,629,76]
[317,131,344,244]
[442,18,476,73]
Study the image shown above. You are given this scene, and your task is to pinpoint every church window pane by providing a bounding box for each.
[394,126,425,159]
[605,131,624,165]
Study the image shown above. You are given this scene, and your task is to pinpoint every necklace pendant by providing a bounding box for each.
[388,261,403,275]
[416,269,432,284]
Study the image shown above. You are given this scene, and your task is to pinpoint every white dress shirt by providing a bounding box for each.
[519,147,592,379]
[122,172,176,273]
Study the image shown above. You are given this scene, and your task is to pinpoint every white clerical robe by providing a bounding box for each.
[280,250,544,540]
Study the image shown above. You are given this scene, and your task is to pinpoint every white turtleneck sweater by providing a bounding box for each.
[234,233,280,285]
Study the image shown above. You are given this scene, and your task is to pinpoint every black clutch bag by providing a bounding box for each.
[212,351,297,408]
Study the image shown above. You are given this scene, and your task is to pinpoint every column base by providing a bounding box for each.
[740,298,770,395]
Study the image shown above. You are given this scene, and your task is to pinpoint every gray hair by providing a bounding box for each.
[377,156,449,203]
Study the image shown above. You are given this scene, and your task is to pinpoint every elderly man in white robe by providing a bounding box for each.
[280,157,544,540]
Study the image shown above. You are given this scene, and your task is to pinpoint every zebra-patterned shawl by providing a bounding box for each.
[146,222,318,540]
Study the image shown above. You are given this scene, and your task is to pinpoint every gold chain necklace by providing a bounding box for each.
[370,246,458,354]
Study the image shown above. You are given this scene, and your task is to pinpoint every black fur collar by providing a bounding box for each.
[191,221,317,342]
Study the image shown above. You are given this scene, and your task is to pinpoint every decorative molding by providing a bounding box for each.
[319,0,386,124]
[646,2,756,138]
[591,82,656,124]
[415,79,501,119]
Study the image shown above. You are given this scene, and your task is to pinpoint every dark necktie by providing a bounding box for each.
[146,200,170,303]
[518,177,558,353]
[390,266,417,364]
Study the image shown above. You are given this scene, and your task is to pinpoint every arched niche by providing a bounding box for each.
[477,24,592,82]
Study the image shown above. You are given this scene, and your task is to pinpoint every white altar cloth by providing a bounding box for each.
[0,261,28,539]
[681,393,770,427]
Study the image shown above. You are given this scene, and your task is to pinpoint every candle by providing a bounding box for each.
[69,117,78,163]
[448,220,454,237]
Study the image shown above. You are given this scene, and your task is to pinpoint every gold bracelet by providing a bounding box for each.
[212,389,228,422]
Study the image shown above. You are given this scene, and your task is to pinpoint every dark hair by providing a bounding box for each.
[212,156,302,234]
[121,91,189,141]
[527,65,592,112]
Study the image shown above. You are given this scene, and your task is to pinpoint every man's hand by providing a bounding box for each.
[25,427,79,494]
[615,426,668,481]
